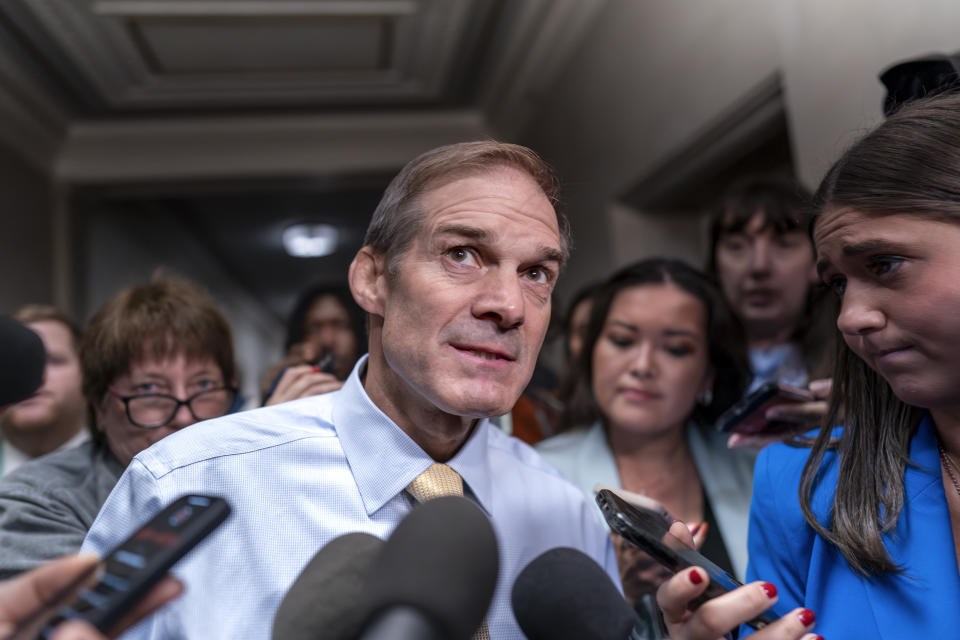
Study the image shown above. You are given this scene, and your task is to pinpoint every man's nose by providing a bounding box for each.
[473,269,525,330]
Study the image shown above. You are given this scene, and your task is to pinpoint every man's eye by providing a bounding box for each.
[524,267,549,284]
[446,247,476,264]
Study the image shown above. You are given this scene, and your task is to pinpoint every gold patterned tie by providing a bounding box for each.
[406,463,492,640]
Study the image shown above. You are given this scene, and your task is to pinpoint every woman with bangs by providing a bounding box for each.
[0,275,237,579]
[707,179,835,445]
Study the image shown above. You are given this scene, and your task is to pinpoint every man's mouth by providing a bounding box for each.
[452,344,515,361]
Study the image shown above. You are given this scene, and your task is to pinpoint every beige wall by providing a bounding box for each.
[521,0,960,308]
[774,0,960,186]
[522,0,780,301]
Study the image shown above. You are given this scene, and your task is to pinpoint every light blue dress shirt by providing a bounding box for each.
[81,356,617,639]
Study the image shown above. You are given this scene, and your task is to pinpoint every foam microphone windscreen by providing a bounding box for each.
[512,547,637,640]
[271,532,384,640]
[362,496,499,640]
[0,315,45,407]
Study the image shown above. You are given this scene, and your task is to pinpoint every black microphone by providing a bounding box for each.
[359,496,500,640]
[512,547,639,640]
[0,315,45,407]
[271,532,384,640]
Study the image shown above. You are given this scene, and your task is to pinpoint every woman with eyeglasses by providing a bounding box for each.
[0,274,237,579]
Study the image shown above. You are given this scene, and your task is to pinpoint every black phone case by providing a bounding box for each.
[40,494,230,638]
[714,382,812,435]
[596,489,775,630]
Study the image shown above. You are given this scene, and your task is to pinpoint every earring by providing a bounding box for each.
[697,389,713,406]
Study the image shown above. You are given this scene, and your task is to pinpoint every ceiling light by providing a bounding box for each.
[282,223,339,258]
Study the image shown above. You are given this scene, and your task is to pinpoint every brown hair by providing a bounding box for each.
[80,274,235,440]
[363,140,571,271]
[706,176,835,381]
[803,90,960,576]
[13,305,81,348]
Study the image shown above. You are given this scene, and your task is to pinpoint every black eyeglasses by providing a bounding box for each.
[109,386,237,428]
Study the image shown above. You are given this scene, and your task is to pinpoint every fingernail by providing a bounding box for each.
[761,582,777,598]
[797,608,815,626]
[688,522,703,536]
[689,569,703,585]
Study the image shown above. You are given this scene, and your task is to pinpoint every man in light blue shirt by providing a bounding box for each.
[81,141,618,639]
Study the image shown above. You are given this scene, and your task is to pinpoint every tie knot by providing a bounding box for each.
[406,463,464,502]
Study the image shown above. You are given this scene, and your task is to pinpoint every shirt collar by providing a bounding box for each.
[333,355,493,517]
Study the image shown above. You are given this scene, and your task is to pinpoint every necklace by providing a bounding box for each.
[938,443,960,499]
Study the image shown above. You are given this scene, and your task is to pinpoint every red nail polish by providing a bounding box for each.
[797,608,816,626]
[689,569,703,585]
[761,582,777,598]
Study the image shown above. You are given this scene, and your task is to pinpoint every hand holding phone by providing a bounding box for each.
[596,489,780,630]
[5,495,230,640]
[715,382,815,436]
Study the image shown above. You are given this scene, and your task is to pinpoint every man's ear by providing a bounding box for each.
[348,246,387,316]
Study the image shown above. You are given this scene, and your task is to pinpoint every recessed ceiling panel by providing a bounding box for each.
[133,17,387,75]
[3,0,485,110]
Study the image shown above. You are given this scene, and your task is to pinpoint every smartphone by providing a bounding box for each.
[313,351,336,375]
[28,494,231,639]
[596,489,778,630]
[714,382,814,435]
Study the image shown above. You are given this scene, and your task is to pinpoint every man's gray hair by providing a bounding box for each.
[363,140,572,271]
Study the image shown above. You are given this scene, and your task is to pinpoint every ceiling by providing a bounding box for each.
[0,0,607,321]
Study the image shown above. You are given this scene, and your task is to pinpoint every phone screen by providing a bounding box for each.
[596,489,778,630]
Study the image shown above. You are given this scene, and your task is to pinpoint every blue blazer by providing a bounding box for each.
[746,415,960,637]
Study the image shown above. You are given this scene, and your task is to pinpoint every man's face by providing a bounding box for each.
[368,167,563,422]
[2,320,84,433]
[714,213,816,341]
[302,295,359,380]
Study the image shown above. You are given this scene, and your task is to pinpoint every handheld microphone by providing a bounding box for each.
[271,532,384,640]
[359,496,500,640]
[0,316,45,407]
[512,547,639,640]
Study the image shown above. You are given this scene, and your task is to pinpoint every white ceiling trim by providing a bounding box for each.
[482,0,608,139]
[56,109,493,183]
[92,1,420,17]
[15,0,479,109]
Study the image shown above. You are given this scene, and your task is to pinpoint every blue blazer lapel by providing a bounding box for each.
[862,416,960,638]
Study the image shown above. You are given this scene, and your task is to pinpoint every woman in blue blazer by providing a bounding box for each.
[743,91,960,638]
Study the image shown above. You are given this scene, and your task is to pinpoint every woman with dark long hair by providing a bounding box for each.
[658,91,960,639]
[536,258,752,629]
[746,90,960,637]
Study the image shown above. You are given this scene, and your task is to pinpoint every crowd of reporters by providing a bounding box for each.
[4,87,960,639]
